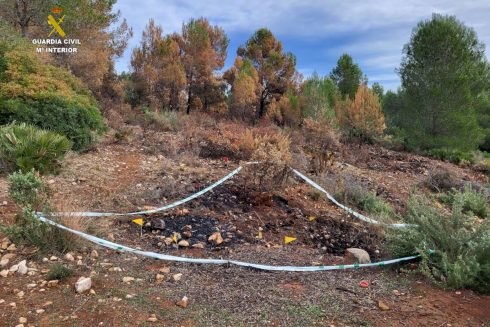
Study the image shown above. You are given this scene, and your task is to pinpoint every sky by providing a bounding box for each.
[113,0,490,91]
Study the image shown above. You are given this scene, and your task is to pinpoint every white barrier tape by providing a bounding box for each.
[41,166,243,217]
[291,169,413,229]
[36,214,420,272]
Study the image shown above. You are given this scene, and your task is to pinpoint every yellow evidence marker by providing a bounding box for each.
[284,236,297,244]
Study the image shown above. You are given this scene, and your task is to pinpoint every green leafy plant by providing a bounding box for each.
[387,192,490,293]
[0,34,105,151]
[0,123,70,174]
[47,264,73,281]
[144,110,179,131]
[0,170,73,253]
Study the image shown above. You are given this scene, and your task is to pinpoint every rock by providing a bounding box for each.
[47,280,59,287]
[2,253,15,261]
[91,250,99,258]
[36,309,45,314]
[107,233,115,242]
[7,243,16,251]
[159,267,170,274]
[176,296,188,308]
[77,260,83,266]
[42,301,53,307]
[147,314,158,322]
[0,299,4,304]
[192,242,205,249]
[155,274,165,282]
[378,300,390,311]
[9,302,16,307]
[152,219,166,230]
[19,317,27,323]
[392,289,401,296]
[345,248,371,264]
[182,230,192,238]
[163,237,173,246]
[1,241,9,250]
[16,291,24,298]
[177,240,189,247]
[64,253,75,261]
[109,267,122,272]
[75,277,92,293]
[17,260,28,275]
[208,232,223,245]
[172,273,182,282]
[1,270,9,277]
[26,284,36,289]
[49,256,58,261]
[0,259,9,267]
[9,264,19,273]
[122,276,135,283]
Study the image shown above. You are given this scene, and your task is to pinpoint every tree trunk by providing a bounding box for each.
[15,0,30,37]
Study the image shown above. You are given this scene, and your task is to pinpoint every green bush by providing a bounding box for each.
[0,170,73,253]
[47,264,73,281]
[0,123,70,174]
[334,174,394,219]
[0,30,105,151]
[427,148,475,165]
[144,110,179,131]
[387,192,490,293]
[440,185,489,218]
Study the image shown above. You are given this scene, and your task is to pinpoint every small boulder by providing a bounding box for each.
[75,277,92,293]
[16,260,28,275]
[177,240,189,247]
[147,314,158,322]
[64,253,75,262]
[208,232,223,245]
[172,273,182,282]
[378,300,390,311]
[122,276,135,283]
[345,248,371,264]
[176,296,188,308]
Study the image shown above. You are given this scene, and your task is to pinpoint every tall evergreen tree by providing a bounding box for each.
[399,14,489,151]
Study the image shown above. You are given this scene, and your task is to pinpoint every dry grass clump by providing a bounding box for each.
[249,131,292,191]
[302,118,340,174]
[424,167,460,192]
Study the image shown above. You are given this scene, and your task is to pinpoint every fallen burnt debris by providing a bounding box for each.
[142,214,244,250]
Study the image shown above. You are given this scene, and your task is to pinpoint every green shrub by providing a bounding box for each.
[0,123,70,174]
[334,174,394,219]
[387,192,490,293]
[7,170,47,209]
[0,34,105,151]
[47,264,73,281]
[360,192,394,218]
[144,110,179,131]
[427,148,475,165]
[0,170,73,253]
[440,185,489,218]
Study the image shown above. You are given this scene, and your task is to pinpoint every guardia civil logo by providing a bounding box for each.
[31,7,80,54]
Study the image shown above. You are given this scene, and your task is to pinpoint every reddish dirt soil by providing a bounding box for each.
[1,130,489,326]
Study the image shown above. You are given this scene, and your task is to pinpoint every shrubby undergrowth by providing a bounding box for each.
[387,191,490,293]
[0,170,73,253]
[0,26,105,151]
[0,123,70,174]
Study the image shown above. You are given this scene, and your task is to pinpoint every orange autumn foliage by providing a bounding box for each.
[335,84,385,138]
